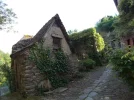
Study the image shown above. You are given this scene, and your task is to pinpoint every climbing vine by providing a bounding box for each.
[29,41,69,89]
[69,28,105,52]
[69,28,104,66]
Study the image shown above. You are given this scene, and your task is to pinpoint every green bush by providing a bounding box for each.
[80,59,96,71]
[88,53,102,66]
[110,47,134,88]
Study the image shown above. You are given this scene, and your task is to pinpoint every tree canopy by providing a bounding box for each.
[0,0,16,30]
[96,16,117,33]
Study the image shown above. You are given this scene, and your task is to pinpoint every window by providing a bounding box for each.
[53,37,61,51]
[127,39,130,45]
[133,38,134,46]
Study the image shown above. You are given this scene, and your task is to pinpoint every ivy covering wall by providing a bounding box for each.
[29,41,69,90]
[69,28,105,65]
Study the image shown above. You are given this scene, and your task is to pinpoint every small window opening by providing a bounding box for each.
[127,39,130,45]
[133,38,134,46]
[53,37,61,51]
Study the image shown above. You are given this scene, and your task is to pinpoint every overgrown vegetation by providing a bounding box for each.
[95,16,119,46]
[96,16,118,33]
[114,0,134,36]
[0,50,14,92]
[29,41,69,90]
[79,58,96,72]
[70,28,105,52]
[110,47,134,88]
[69,28,104,66]
[0,50,10,86]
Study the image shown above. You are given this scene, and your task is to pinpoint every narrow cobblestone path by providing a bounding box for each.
[78,66,134,100]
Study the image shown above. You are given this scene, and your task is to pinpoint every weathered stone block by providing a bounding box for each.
[25,85,35,90]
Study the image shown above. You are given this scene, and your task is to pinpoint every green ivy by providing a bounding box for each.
[29,41,69,89]
[69,28,104,66]
[69,28,105,52]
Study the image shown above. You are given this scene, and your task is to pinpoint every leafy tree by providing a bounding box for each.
[96,16,118,33]
[67,29,78,35]
[114,0,134,36]
[0,50,11,86]
[0,0,16,30]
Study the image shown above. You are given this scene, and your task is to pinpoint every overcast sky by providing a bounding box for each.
[0,0,118,53]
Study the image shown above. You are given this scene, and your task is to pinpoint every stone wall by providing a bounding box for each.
[12,48,77,95]
[68,54,80,75]
[43,22,72,56]
[13,49,45,95]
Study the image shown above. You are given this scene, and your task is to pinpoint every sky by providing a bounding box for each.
[0,0,118,53]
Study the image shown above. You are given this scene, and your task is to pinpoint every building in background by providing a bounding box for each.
[113,0,134,47]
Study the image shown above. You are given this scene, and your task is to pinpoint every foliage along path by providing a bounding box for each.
[1,66,134,100]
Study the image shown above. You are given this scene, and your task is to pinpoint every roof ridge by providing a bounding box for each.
[11,14,72,57]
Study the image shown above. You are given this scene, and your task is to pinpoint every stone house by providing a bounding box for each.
[10,14,78,95]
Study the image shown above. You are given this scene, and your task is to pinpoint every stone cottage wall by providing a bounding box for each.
[13,49,79,95]
[13,49,44,95]
[43,23,72,56]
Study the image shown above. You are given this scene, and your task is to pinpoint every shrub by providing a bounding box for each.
[79,58,96,71]
[88,53,102,66]
[110,47,134,88]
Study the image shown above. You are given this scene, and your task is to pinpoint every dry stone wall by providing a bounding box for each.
[14,49,45,95]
